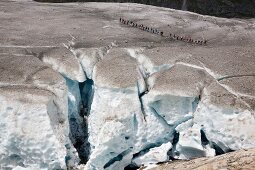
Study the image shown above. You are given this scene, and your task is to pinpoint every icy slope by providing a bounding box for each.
[0,54,74,169]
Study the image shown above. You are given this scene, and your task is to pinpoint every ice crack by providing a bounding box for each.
[103,149,132,169]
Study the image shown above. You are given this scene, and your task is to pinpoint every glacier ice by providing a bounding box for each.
[83,48,211,169]
[83,49,176,169]
[69,42,116,79]
[173,123,215,159]
[0,54,75,169]
[82,47,255,169]
[193,82,255,151]
[85,85,179,170]
[0,88,66,169]
[1,46,254,170]
[1,1,255,169]
[132,142,172,166]
[12,166,40,170]
[40,47,86,82]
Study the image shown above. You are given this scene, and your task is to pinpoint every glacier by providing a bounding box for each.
[1,44,254,170]
[78,46,254,169]
[0,1,255,170]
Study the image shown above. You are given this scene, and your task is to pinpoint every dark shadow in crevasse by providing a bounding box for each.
[66,77,94,164]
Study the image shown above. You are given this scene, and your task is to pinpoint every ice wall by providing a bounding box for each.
[0,88,66,169]
[1,44,254,170]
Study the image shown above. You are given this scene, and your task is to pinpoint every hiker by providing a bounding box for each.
[160,31,164,36]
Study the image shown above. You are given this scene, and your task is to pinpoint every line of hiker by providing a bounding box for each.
[119,17,207,45]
